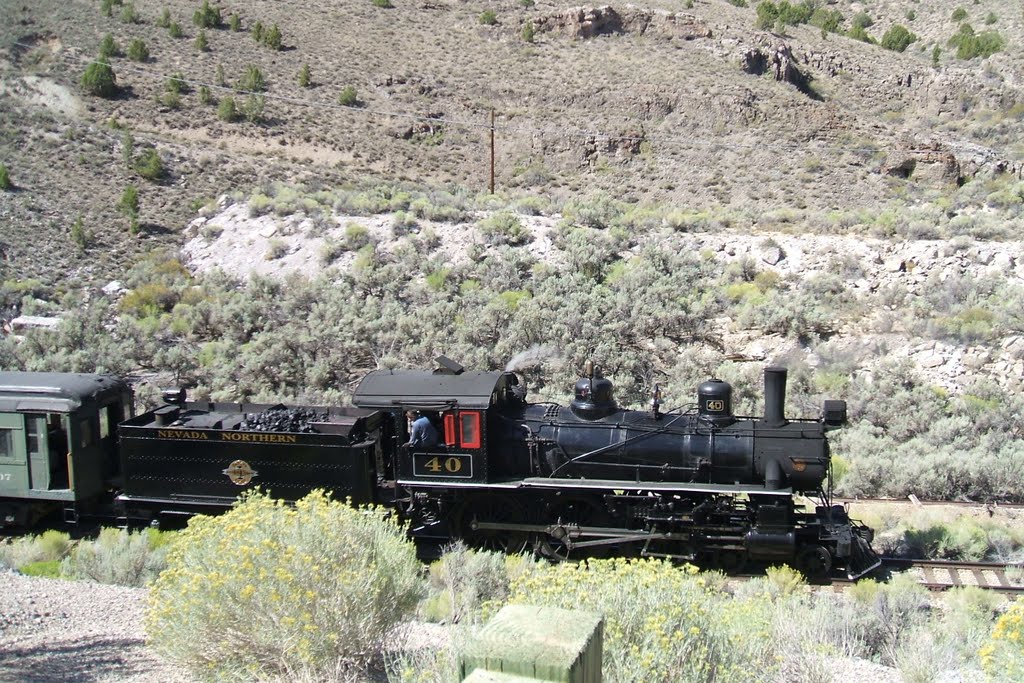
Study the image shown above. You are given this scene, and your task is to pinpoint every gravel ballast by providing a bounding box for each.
[0,570,193,683]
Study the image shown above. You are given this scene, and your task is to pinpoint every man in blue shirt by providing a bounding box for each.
[406,410,439,449]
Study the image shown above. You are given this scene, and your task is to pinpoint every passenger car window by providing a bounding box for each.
[99,405,111,439]
[26,417,39,454]
[79,419,94,448]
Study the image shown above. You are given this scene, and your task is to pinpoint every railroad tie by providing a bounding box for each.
[949,567,962,587]
[921,566,936,585]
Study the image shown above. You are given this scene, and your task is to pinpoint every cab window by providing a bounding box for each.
[460,412,481,449]
[443,412,457,446]
[99,406,111,439]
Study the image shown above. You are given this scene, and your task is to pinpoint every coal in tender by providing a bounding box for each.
[239,405,328,433]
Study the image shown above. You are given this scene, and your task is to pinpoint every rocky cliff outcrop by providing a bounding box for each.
[739,43,816,98]
[879,135,1024,186]
[881,137,962,185]
[533,5,712,41]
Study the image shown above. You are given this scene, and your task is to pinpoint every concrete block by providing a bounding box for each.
[459,604,603,683]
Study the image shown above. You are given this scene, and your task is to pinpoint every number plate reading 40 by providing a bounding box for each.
[413,454,473,478]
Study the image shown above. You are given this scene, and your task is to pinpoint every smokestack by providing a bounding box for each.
[763,366,787,427]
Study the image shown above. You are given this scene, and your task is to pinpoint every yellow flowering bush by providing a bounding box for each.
[146,490,422,680]
[980,598,1024,681]
[499,557,774,683]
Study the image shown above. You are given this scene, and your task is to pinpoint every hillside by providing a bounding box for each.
[2,1,1024,501]
[1,0,1022,284]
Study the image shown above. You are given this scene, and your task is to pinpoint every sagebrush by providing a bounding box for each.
[146,491,423,680]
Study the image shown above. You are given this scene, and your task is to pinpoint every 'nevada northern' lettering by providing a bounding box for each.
[155,429,299,444]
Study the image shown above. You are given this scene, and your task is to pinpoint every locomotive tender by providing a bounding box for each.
[0,363,880,579]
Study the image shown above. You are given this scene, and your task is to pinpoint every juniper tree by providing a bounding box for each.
[81,61,117,98]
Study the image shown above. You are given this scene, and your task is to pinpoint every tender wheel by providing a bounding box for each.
[534,496,609,561]
[454,495,529,554]
[795,545,833,579]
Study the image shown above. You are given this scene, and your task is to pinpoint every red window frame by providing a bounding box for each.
[459,411,482,449]
[443,412,457,446]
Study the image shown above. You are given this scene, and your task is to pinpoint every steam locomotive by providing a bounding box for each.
[0,362,880,579]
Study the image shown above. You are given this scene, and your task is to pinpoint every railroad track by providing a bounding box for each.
[832,496,1024,511]
[880,558,1024,595]
[805,559,1024,595]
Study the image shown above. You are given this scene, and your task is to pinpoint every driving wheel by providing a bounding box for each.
[455,494,529,554]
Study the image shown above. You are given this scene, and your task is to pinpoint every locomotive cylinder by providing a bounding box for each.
[744,529,796,560]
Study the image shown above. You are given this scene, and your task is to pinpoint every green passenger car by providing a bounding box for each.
[0,372,132,527]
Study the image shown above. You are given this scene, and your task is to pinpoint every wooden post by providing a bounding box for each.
[460,604,603,683]
[489,109,495,195]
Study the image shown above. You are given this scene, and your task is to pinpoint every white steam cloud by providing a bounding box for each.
[505,345,562,372]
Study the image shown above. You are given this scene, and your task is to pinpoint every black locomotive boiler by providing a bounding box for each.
[0,363,880,579]
[352,362,880,579]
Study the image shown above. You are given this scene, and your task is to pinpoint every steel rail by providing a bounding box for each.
[834,497,1024,510]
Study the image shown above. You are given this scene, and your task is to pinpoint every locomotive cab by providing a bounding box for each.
[353,367,525,486]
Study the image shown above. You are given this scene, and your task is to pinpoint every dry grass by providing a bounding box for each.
[846,501,1024,561]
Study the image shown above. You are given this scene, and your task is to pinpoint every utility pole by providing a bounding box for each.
[489,109,495,195]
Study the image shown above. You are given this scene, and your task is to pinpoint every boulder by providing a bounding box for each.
[760,245,784,265]
[962,348,991,370]
[1002,336,1024,360]
[991,252,1014,271]
[389,112,445,140]
[185,216,206,238]
[10,315,61,332]
[884,257,905,272]
[101,281,125,297]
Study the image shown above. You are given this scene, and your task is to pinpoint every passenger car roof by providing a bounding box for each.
[0,372,128,412]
